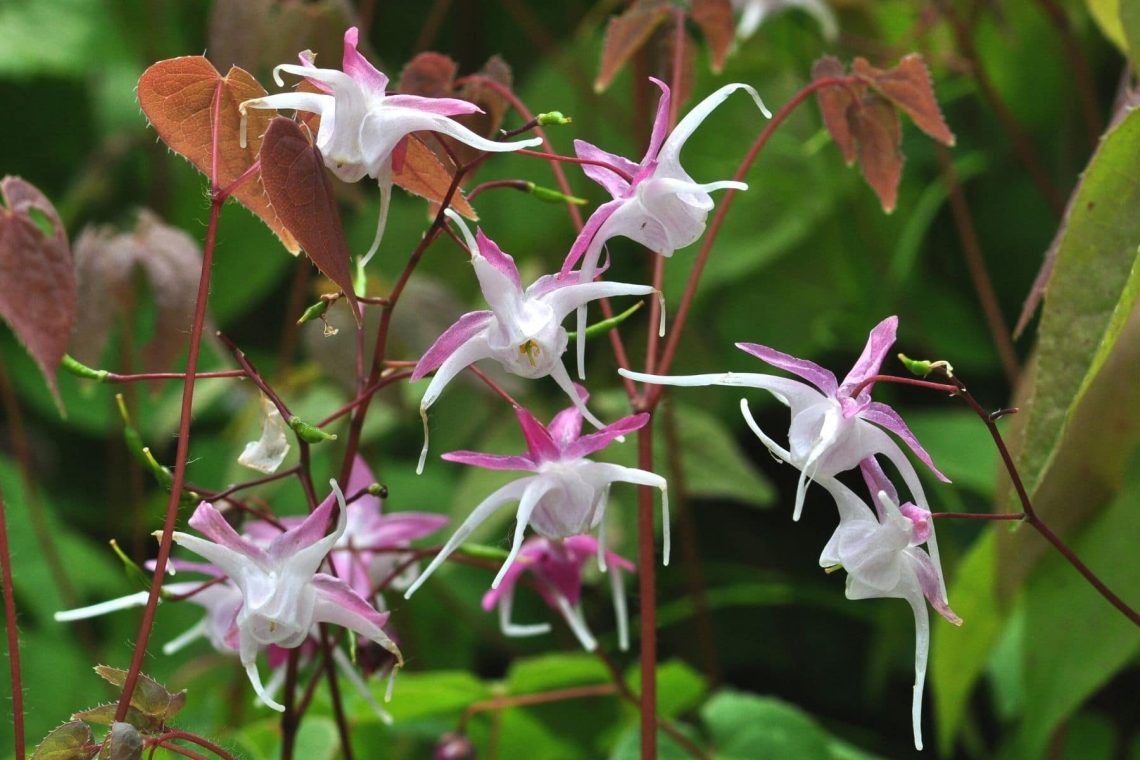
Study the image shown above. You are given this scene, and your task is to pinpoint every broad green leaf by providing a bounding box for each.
[1001,104,1140,585]
[366,671,492,724]
[1086,0,1128,49]
[1011,484,1140,758]
[999,300,1140,592]
[623,659,707,719]
[235,717,339,760]
[700,690,883,759]
[507,652,609,694]
[1123,0,1140,68]
[610,724,703,760]
[932,532,1008,756]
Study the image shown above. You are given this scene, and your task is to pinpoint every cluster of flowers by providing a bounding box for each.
[57,458,445,717]
[59,18,954,752]
[622,316,961,750]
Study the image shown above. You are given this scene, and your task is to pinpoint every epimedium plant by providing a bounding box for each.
[0,2,1138,759]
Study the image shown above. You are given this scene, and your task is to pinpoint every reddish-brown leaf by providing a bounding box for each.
[649,19,698,113]
[691,0,735,74]
[71,211,202,375]
[0,177,76,406]
[813,56,862,165]
[848,94,904,213]
[451,56,513,165]
[259,117,361,325]
[398,52,458,98]
[395,136,478,221]
[853,54,955,146]
[595,0,672,93]
[137,56,300,253]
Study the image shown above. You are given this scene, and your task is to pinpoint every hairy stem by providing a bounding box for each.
[114,80,227,719]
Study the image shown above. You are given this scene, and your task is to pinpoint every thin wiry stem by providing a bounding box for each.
[0,485,24,759]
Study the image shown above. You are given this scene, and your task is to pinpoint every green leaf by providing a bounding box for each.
[507,652,609,694]
[700,690,877,760]
[903,410,999,496]
[932,532,1008,755]
[1001,105,1140,586]
[610,724,703,760]
[30,721,94,760]
[1122,0,1140,67]
[623,659,707,719]
[361,671,492,724]
[235,717,339,760]
[1086,0,1127,50]
[1011,484,1140,758]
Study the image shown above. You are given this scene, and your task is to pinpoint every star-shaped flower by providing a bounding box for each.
[241,27,540,264]
[243,456,447,600]
[622,316,948,520]
[561,77,769,376]
[481,535,635,651]
[404,393,667,599]
[411,218,655,472]
[171,481,402,711]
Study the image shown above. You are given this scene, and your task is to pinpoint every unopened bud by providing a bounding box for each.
[367,483,389,499]
[434,733,476,760]
[288,416,338,444]
[61,354,109,381]
[528,183,587,205]
[536,111,572,126]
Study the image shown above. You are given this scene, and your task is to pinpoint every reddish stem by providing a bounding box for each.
[636,419,658,760]
[0,485,24,759]
[115,80,226,720]
[467,178,533,201]
[152,729,236,760]
[458,683,619,730]
[466,365,524,408]
[103,369,246,383]
[848,373,960,400]
[933,512,1026,521]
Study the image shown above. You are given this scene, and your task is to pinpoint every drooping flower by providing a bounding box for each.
[404,394,667,599]
[562,77,770,376]
[621,316,948,520]
[411,215,656,472]
[481,535,635,652]
[243,456,447,600]
[237,393,291,474]
[170,481,402,711]
[731,0,838,42]
[761,444,959,751]
[240,27,541,264]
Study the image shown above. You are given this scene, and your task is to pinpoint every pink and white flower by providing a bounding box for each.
[412,217,655,472]
[170,481,402,711]
[622,316,948,520]
[481,535,635,652]
[797,456,958,751]
[562,77,769,376]
[404,394,667,599]
[241,27,540,264]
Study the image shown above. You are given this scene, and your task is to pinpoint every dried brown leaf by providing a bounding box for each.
[853,54,955,146]
[395,136,478,221]
[0,177,76,406]
[259,117,362,324]
[848,93,903,213]
[136,57,300,253]
[812,56,861,164]
[595,0,672,93]
[691,0,735,74]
